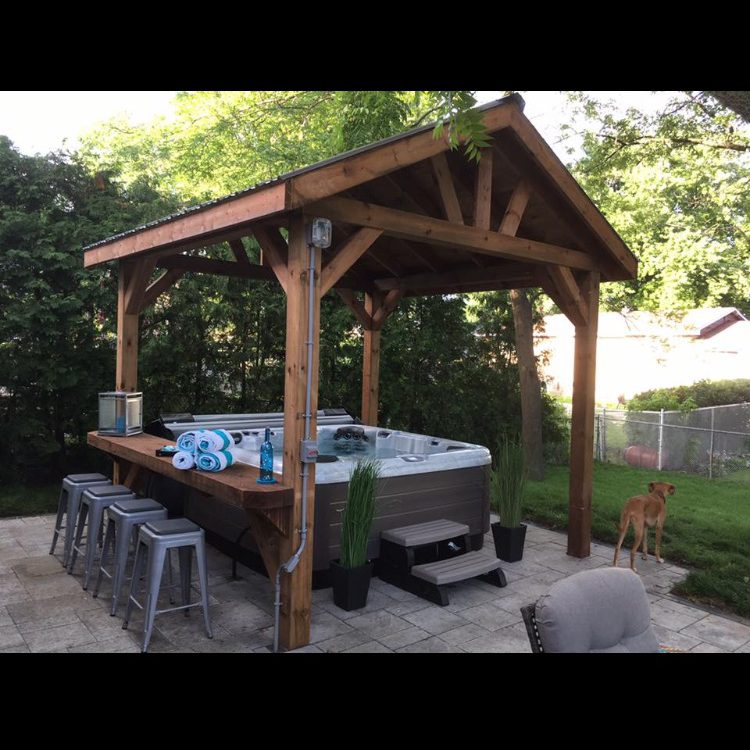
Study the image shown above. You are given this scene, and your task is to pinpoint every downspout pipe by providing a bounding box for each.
[273,240,316,653]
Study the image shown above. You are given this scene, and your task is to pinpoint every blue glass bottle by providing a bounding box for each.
[257,427,277,484]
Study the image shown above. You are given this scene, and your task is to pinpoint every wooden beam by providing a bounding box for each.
[361,291,382,425]
[371,289,402,330]
[499,180,531,237]
[568,271,600,558]
[84,183,287,268]
[229,238,251,265]
[124,257,156,315]
[402,276,536,297]
[288,102,515,208]
[375,263,534,294]
[336,289,373,329]
[544,265,588,327]
[320,227,383,296]
[507,109,638,279]
[431,153,465,224]
[251,226,289,294]
[116,261,139,393]
[473,149,494,230]
[279,214,320,651]
[308,196,598,272]
[157,255,277,281]
[140,269,185,311]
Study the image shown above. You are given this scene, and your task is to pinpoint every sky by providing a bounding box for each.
[0,90,675,161]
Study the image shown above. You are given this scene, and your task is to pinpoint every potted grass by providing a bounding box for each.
[490,435,527,562]
[330,458,381,611]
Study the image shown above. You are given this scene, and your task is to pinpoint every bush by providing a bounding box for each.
[628,379,750,412]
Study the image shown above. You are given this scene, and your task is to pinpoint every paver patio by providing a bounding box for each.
[1,513,748,653]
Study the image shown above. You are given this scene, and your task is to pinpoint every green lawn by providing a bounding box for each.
[0,484,60,519]
[525,463,750,617]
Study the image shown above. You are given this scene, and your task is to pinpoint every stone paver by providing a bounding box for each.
[2,514,749,653]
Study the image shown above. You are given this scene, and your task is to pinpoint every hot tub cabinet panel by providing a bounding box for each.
[184,464,489,577]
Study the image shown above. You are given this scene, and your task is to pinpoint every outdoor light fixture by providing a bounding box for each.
[308,217,332,248]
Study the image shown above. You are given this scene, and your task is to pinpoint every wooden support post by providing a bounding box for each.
[116,260,139,392]
[279,213,320,651]
[568,271,600,558]
[361,291,383,425]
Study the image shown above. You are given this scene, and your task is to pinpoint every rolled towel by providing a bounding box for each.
[176,431,199,453]
[197,429,235,453]
[196,449,235,473]
[172,451,195,470]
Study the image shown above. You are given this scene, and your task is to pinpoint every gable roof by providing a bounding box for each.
[83,94,638,293]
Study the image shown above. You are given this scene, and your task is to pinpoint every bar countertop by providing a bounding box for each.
[87,431,292,510]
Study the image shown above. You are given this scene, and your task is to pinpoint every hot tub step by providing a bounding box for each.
[411,551,504,586]
[381,519,470,547]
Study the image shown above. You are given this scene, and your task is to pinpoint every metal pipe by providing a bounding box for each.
[273,240,317,653]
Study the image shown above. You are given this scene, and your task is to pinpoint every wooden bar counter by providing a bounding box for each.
[87,431,293,511]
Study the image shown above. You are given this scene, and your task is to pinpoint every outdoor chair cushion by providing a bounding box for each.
[534,567,659,653]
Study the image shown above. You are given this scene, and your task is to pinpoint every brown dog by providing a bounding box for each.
[613,482,675,572]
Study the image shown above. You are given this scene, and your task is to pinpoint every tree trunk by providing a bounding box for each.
[510,289,545,481]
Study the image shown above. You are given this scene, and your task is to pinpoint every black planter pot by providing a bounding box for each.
[491,522,527,562]
[330,559,374,611]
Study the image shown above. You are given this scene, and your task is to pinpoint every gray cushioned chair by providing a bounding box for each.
[521,567,659,653]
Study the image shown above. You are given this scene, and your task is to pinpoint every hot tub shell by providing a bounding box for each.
[149,413,491,581]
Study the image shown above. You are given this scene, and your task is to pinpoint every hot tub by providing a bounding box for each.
[148,412,492,582]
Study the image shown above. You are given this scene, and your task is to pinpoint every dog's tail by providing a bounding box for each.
[615,506,631,534]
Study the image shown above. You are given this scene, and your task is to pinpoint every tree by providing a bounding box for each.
[0,137,171,481]
[563,91,750,315]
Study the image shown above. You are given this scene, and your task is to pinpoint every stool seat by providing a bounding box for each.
[145,518,200,535]
[85,484,134,498]
[50,474,111,568]
[67,473,109,484]
[69,485,135,589]
[93,498,168,616]
[112,498,164,514]
[124,519,212,652]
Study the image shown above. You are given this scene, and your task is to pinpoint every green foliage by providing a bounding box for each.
[339,459,381,569]
[490,436,526,528]
[524,462,750,617]
[628,379,750,411]
[0,137,172,482]
[565,92,750,316]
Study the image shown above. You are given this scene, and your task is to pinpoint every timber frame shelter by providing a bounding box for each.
[84,94,637,651]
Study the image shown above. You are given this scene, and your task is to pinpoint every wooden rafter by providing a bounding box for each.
[229,238,251,265]
[498,179,531,236]
[431,153,465,224]
[308,197,597,272]
[287,103,515,208]
[250,226,289,294]
[473,149,494,231]
[140,268,186,311]
[320,227,383,296]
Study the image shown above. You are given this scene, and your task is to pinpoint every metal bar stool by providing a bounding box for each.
[68,485,135,589]
[50,473,111,567]
[92,498,168,616]
[123,518,213,653]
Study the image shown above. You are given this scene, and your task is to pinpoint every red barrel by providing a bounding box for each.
[624,445,659,469]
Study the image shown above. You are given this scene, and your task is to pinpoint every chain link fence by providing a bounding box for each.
[594,404,750,480]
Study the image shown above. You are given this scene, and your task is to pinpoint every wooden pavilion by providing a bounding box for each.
[84,94,637,650]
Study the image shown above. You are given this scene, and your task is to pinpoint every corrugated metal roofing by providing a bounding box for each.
[84,94,525,252]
